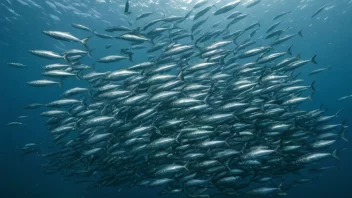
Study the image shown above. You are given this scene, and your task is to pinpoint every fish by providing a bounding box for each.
[214,1,241,16]
[71,23,92,32]
[26,80,62,88]
[117,33,152,43]
[11,2,348,198]
[7,62,26,68]
[42,70,76,78]
[29,50,65,60]
[105,26,132,32]
[273,10,291,20]
[226,11,242,19]
[136,12,154,20]
[265,27,288,39]
[43,31,90,46]
[24,103,44,109]
[309,65,331,76]
[272,30,303,46]
[227,14,248,30]
[106,44,113,49]
[124,0,131,15]
[97,55,132,63]
[193,0,208,9]
[236,46,272,59]
[312,5,327,18]
[93,31,115,39]
[246,0,261,8]
[193,5,213,21]
[266,21,282,33]
[192,17,209,32]
[256,46,292,64]
[7,122,25,126]
[337,95,352,102]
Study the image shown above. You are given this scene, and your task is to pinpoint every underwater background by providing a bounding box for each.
[0,0,351,197]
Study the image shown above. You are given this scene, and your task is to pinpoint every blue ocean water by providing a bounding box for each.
[0,0,351,197]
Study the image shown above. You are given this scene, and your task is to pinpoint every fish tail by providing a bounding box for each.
[298,29,303,37]
[87,89,93,97]
[296,53,301,59]
[310,81,316,91]
[332,149,340,160]
[311,55,317,64]
[335,109,342,118]
[58,80,63,89]
[81,36,91,46]
[287,44,293,55]
[339,128,348,142]
[308,91,315,101]
[175,133,181,144]
[82,97,88,107]
[88,48,95,58]
[63,54,69,63]
[178,69,185,81]
[278,177,285,192]
[128,52,134,63]
[341,120,348,130]
[77,70,84,80]
[204,94,211,106]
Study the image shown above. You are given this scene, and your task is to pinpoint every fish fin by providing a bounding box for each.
[298,30,303,38]
[339,129,348,142]
[204,94,211,106]
[134,27,141,34]
[81,36,91,45]
[219,56,225,66]
[178,69,185,81]
[88,48,95,58]
[278,177,285,192]
[341,120,348,128]
[58,80,63,89]
[82,97,89,107]
[335,109,342,118]
[128,52,134,63]
[233,38,238,46]
[240,143,247,153]
[311,55,317,64]
[308,92,314,101]
[175,133,181,144]
[288,71,294,79]
[257,67,267,85]
[332,149,340,160]
[294,72,301,79]
[287,45,293,55]
[183,160,190,171]
[310,81,316,91]
[87,89,93,97]
[63,54,69,63]
[296,53,301,59]
[225,159,231,171]
[77,70,84,80]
